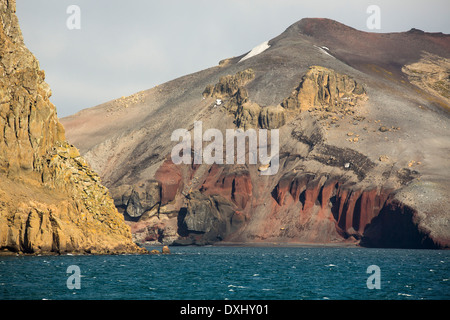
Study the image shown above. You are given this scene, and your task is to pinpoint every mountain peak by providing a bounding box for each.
[286,18,359,37]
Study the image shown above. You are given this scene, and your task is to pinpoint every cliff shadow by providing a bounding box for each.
[360,201,438,249]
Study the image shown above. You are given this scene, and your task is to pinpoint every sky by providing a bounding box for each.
[15,0,450,118]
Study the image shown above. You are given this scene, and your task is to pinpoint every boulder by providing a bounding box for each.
[162,245,171,254]
[178,191,239,244]
[125,182,160,218]
[259,105,287,129]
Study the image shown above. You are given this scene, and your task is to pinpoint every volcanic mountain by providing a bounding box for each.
[62,18,450,248]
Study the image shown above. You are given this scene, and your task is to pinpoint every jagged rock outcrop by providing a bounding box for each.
[124,181,160,218]
[281,66,366,112]
[203,66,366,130]
[235,102,261,129]
[203,69,258,129]
[175,191,238,245]
[204,68,255,100]
[0,0,146,254]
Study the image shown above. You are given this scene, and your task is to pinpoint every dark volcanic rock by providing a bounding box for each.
[124,181,160,219]
[177,191,241,245]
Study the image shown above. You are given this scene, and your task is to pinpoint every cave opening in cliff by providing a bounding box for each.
[177,207,189,237]
[299,190,306,209]
[360,202,438,249]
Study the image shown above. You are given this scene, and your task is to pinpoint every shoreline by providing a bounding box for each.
[212,241,360,248]
[143,240,361,248]
[3,241,447,256]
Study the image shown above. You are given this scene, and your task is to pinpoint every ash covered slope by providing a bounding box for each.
[0,1,146,254]
[62,18,450,248]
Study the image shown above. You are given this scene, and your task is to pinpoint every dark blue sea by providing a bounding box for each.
[0,246,448,300]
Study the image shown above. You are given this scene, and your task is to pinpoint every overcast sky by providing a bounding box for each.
[16,0,450,118]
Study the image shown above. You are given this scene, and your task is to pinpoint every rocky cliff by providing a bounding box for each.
[62,18,450,249]
[0,0,146,254]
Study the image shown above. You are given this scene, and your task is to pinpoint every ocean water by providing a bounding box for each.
[0,246,448,300]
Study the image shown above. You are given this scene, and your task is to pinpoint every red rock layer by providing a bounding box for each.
[199,165,252,211]
[154,159,182,205]
[271,173,393,240]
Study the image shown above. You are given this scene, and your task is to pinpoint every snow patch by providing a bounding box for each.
[313,45,334,59]
[239,41,270,62]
